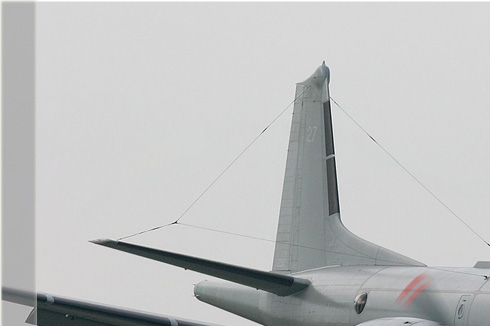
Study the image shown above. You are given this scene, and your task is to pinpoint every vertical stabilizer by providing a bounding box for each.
[272,63,423,273]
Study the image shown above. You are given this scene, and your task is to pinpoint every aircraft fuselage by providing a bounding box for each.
[195,266,490,326]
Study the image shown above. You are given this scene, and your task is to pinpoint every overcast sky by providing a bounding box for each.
[15,2,490,326]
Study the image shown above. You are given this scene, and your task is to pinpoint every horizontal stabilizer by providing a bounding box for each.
[91,239,310,296]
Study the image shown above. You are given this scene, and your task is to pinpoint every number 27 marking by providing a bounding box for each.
[306,126,317,142]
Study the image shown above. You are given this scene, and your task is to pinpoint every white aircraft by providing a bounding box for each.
[4,63,490,326]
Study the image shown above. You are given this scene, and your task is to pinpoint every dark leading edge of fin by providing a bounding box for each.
[91,239,310,296]
[324,99,340,216]
[272,63,424,273]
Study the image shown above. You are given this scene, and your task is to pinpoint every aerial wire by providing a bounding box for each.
[330,97,490,248]
[118,92,490,248]
[115,92,489,273]
[115,221,489,276]
[117,86,311,241]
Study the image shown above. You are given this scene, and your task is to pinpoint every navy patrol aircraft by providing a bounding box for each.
[3,63,490,326]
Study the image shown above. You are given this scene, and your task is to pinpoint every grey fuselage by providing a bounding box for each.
[195,266,490,326]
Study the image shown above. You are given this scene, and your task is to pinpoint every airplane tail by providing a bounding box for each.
[272,63,423,273]
[91,64,423,303]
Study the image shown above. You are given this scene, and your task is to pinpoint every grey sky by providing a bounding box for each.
[30,3,490,326]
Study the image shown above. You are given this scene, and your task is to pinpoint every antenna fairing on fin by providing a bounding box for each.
[272,63,424,273]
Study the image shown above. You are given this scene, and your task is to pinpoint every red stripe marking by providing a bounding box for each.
[403,280,432,307]
[396,272,427,303]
